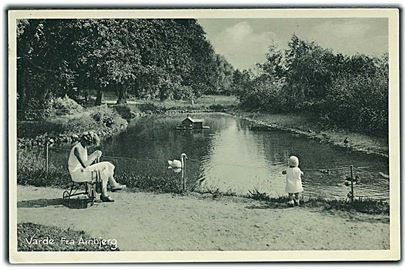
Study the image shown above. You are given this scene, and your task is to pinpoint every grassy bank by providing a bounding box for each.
[231,110,388,158]
[17,223,119,251]
[244,189,388,215]
[18,104,128,148]
[107,94,239,113]
[195,188,389,215]
[16,146,389,216]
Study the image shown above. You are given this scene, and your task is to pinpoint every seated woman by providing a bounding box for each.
[68,131,126,202]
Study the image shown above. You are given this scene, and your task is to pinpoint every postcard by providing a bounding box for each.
[8,8,400,263]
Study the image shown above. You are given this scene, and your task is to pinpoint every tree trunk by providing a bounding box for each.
[84,90,88,104]
[95,89,103,105]
[18,59,28,119]
[117,87,128,104]
[17,44,29,119]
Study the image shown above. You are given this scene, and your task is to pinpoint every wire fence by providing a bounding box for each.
[17,143,389,201]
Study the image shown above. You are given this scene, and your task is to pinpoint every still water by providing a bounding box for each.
[100,113,389,200]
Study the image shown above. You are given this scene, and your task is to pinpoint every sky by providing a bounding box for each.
[198,18,388,70]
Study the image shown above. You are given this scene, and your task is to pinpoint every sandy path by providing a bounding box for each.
[17,185,389,251]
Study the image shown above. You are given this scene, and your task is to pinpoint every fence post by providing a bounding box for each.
[181,153,187,193]
[350,165,354,202]
[45,141,49,174]
[182,158,186,192]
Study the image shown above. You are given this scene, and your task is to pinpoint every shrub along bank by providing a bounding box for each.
[17,97,128,148]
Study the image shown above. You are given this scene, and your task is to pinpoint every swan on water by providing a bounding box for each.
[168,153,188,169]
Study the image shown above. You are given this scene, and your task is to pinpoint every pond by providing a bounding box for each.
[97,113,389,200]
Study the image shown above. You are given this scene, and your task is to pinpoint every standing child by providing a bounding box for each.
[282,156,304,206]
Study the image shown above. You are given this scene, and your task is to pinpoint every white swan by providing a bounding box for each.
[168,153,188,169]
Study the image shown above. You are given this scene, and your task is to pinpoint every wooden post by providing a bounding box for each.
[181,153,187,193]
[350,165,354,202]
[45,141,49,174]
[182,158,186,192]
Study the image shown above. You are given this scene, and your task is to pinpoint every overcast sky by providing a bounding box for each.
[198,18,388,70]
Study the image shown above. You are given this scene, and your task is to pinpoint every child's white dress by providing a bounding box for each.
[285,167,304,193]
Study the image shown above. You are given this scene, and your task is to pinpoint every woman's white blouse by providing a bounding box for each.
[68,143,87,173]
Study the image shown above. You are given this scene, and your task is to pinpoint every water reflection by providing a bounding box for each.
[100,113,388,199]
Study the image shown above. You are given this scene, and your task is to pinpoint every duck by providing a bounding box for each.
[168,153,188,169]
[344,137,350,145]
[319,169,330,175]
[379,172,389,179]
[344,175,360,186]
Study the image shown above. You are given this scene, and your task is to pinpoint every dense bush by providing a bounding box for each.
[18,96,83,120]
[20,98,53,121]
[50,95,83,116]
[137,103,166,114]
[238,75,286,112]
[234,35,388,135]
[113,105,139,120]
[89,105,127,128]
[325,73,388,135]
[208,104,233,112]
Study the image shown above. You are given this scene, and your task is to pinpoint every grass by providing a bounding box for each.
[247,188,270,201]
[17,149,187,194]
[17,148,70,187]
[17,223,119,251]
[245,189,389,215]
[198,185,237,198]
[106,95,239,113]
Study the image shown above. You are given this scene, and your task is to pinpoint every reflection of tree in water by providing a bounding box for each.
[47,114,389,198]
[101,115,217,191]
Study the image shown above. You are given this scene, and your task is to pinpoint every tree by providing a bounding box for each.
[17,18,229,113]
[17,19,82,118]
[233,34,388,134]
[205,54,234,95]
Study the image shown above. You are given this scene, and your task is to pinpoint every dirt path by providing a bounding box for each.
[17,185,389,251]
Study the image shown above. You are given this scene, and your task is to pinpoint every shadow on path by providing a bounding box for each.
[245,201,290,210]
[18,198,94,209]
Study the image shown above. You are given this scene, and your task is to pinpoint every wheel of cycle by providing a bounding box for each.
[85,183,92,197]
[86,183,96,200]
[90,188,96,200]
[62,190,70,200]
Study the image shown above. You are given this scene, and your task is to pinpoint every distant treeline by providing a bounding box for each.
[17,19,234,115]
[233,35,388,136]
